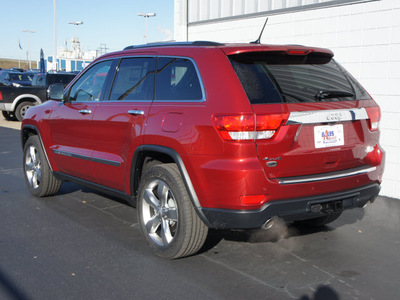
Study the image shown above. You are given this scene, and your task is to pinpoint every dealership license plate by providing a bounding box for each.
[314,124,344,148]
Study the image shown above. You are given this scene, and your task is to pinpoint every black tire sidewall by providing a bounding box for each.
[23,136,53,197]
[137,164,192,258]
[16,101,33,121]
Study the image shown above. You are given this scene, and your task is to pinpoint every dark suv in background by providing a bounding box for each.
[21,42,384,258]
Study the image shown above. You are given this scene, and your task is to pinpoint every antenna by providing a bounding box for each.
[250,18,269,44]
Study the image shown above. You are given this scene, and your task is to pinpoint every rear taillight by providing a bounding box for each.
[0,91,3,101]
[213,113,289,141]
[365,107,381,131]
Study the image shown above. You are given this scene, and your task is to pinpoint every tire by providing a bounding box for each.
[295,212,342,227]
[15,101,34,121]
[137,164,208,259]
[23,135,62,197]
[2,111,16,121]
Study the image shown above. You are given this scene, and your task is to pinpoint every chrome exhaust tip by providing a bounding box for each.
[262,216,278,230]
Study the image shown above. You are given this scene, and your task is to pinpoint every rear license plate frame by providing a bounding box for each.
[314,124,344,148]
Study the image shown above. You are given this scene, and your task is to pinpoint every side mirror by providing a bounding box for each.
[47,83,64,101]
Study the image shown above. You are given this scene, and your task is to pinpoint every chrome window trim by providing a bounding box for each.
[286,108,368,125]
[67,55,207,103]
[276,166,377,185]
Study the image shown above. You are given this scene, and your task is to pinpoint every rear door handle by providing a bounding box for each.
[128,110,145,116]
[79,109,92,115]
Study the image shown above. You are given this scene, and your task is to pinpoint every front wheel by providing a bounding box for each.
[137,164,208,259]
[23,135,62,197]
[15,101,34,121]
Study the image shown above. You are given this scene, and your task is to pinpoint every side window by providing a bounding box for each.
[156,57,203,101]
[68,60,112,102]
[110,57,155,101]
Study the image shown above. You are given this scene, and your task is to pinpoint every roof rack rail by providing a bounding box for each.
[123,41,224,50]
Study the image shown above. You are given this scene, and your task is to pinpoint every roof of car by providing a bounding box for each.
[124,41,332,53]
[94,41,333,63]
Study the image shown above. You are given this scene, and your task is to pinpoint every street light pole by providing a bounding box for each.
[137,13,156,43]
[54,0,57,71]
[22,29,35,69]
[68,21,83,71]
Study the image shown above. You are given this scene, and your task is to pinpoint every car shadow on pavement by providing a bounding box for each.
[0,266,30,300]
[200,208,366,253]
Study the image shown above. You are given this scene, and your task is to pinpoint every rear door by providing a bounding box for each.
[48,60,114,182]
[90,56,156,192]
[229,51,378,180]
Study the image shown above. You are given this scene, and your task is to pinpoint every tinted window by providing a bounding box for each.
[229,52,371,104]
[48,74,76,87]
[32,75,45,87]
[156,57,203,101]
[68,60,112,102]
[110,57,155,101]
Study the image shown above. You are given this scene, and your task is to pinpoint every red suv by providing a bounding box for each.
[21,42,385,258]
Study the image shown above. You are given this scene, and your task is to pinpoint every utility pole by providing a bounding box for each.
[98,43,109,56]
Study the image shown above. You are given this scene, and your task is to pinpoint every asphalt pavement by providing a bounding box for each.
[1,118,399,300]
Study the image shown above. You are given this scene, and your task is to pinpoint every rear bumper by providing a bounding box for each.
[0,103,12,111]
[201,183,380,229]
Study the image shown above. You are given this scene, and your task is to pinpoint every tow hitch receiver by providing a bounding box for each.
[310,201,343,214]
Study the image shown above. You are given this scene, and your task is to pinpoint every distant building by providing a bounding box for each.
[38,37,97,72]
[174,0,400,199]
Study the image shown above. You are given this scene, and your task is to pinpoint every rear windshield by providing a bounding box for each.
[48,74,76,86]
[229,52,371,104]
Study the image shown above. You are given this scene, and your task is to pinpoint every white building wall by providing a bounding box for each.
[174,0,400,199]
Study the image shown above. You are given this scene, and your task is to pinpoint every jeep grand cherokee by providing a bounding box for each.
[21,41,385,258]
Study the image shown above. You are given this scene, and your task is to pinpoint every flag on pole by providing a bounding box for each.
[18,39,23,50]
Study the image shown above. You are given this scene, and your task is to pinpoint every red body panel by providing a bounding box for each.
[22,43,385,218]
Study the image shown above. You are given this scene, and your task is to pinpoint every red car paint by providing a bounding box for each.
[22,42,384,228]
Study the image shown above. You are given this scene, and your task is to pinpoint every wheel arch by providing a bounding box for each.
[21,124,54,172]
[131,145,211,227]
[12,94,42,111]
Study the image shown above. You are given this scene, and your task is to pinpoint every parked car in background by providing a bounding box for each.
[8,68,25,72]
[31,72,76,88]
[21,41,384,258]
[0,71,36,87]
[0,72,77,121]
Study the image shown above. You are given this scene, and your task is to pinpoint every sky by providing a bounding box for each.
[1,0,174,61]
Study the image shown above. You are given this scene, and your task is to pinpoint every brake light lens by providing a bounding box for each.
[287,49,311,55]
[0,91,3,101]
[365,107,381,131]
[213,113,289,141]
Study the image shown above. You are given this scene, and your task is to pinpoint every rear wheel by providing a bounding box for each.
[137,164,208,259]
[15,101,34,121]
[23,135,62,197]
[295,212,342,227]
[2,111,16,121]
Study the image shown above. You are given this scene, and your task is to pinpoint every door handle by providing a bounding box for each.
[128,110,145,116]
[79,109,92,115]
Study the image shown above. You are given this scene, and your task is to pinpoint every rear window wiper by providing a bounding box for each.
[315,90,354,101]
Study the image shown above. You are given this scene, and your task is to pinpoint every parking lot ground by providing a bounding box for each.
[1,121,399,300]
